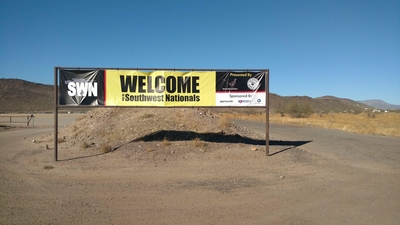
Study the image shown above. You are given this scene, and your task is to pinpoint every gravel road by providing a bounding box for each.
[234,119,400,168]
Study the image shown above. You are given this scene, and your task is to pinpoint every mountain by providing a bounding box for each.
[0,78,372,113]
[0,78,54,113]
[358,100,400,110]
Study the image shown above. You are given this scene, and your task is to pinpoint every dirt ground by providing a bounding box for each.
[1,111,399,224]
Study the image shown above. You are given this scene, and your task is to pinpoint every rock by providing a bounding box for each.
[251,147,258,151]
[280,175,285,179]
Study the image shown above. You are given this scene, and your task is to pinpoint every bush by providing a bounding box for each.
[192,137,206,148]
[366,111,376,119]
[162,137,171,146]
[80,141,90,150]
[100,143,112,154]
[276,104,286,117]
[288,103,313,118]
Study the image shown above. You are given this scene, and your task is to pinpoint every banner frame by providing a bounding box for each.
[54,67,270,161]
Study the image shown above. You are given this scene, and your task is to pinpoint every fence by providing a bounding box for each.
[0,115,35,127]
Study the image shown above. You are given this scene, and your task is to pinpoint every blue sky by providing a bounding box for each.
[1,0,399,104]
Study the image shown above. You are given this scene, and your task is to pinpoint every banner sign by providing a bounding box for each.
[59,70,105,106]
[59,69,266,107]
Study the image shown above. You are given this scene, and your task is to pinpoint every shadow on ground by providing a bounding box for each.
[58,130,312,161]
[268,140,312,156]
[132,130,264,145]
[131,130,311,156]
[131,130,312,156]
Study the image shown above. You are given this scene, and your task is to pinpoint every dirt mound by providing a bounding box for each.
[53,108,264,154]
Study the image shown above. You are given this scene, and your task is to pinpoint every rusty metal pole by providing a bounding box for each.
[266,70,270,156]
[54,67,58,161]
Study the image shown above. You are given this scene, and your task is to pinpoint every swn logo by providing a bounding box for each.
[67,81,98,97]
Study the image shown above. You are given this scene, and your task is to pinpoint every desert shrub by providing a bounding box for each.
[288,103,313,118]
[192,137,206,148]
[100,143,112,154]
[317,110,327,117]
[80,141,90,150]
[162,137,171,146]
[276,104,286,117]
[140,113,154,119]
[366,111,376,119]
[352,108,363,115]
[58,136,66,143]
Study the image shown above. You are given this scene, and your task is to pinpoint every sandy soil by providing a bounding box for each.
[1,110,399,224]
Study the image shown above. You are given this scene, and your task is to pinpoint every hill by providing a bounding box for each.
[0,79,54,113]
[358,100,400,110]
[0,78,371,113]
[269,94,370,114]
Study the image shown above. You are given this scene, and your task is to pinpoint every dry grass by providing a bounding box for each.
[100,143,112,154]
[220,112,400,137]
[192,137,206,148]
[99,128,108,138]
[58,137,66,143]
[162,137,171,146]
[218,116,232,129]
[72,124,78,132]
[146,148,156,157]
[140,113,154,119]
[80,141,90,150]
[43,165,54,170]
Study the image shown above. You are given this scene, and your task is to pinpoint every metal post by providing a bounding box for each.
[266,70,270,156]
[54,67,58,161]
